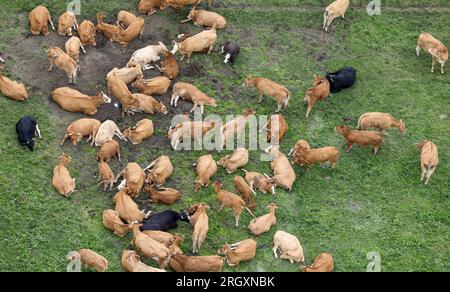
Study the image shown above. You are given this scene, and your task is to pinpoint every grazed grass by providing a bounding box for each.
[0,0,449,272]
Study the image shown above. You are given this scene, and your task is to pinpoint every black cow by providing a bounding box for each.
[326,67,357,93]
[221,41,240,64]
[16,116,41,151]
[140,210,190,232]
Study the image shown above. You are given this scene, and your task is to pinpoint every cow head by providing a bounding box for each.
[99,91,111,104]
[179,209,190,223]
[429,46,449,64]
[416,140,430,150]
[171,41,180,55]
[242,76,254,88]
[187,7,199,20]
[399,120,406,132]
[158,102,168,115]
[25,139,35,151]
[158,41,168,53]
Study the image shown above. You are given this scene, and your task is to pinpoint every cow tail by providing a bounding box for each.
[357,114,365,130]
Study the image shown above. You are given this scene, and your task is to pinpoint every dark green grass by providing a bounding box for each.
[0,0,449,272]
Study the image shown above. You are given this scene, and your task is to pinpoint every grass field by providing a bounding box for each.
[0,0,449,272]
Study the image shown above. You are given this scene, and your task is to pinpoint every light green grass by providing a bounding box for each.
[0,0,449,272]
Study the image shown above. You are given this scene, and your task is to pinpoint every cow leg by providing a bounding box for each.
[431,57,436,73]
[218,204,224,213]
[272,244,279,258]
[35,124,42,139]
[306,103,313,118]
[275,102,282,113]
[187,53,192,64]
[441,62,445,74]
[117,148,122,162]
[345,143,353,153]
[425,167,435,185]
[60,134,70,147]
[416,46,421,57]
[81,45,86,54]
[48,61,53,72]
[48,18,55,31]
[323,13,327,30]
[234,214,240,227]
[207,44,214,55]
[420,163,426,182]
[190,104,197,113]
[200,105,205,115]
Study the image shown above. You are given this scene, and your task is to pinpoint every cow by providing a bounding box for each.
[16,116,42,151]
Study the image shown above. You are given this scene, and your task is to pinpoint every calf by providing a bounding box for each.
[304,76,330,118]
[172,29,217,63]
[113,188,150,223]
[265,145,296,192]
[214,181,255,227]
[335,125,383,155]
[116,163,146,198]
[301,253,334,272]
[60,118,101,147]
[291,139,340,169]
[145,185,181,205]
[78,20,96,46]
[417,140,439,185]
[171,82,209,108]
[16,116,41,151]
[132,93,168,115]
[194,154,218,192]
[170,253,224,272]
[46,47,79,84]
[140,209,190,232]
[112,17,145,49]
[417,32,448,74]
[323,0,350,32]
[218,239,257,267]
[96,13,122,41]
[248,203,277,236]
[117,10,139,29]
[130,222,171,269]
[325,67,356,93]
[68,249,108,272]
[122,250,166,272]
[233,176,256,210]
[132,76,171,96]
[218,148,249,174]
[123,118,154,145]
[102,209,131,237]
[96,140,121,163]
[155,51,179,79]
[273,230,305,264]
[57,11,78,36]
[138,0,163,15]
[128,42,168,70]
[357,112,405,133]
[52,153,76,197]
[29,5,55,35]
[0,65,28,101]
[65,36,86,62]
[95,120,127,146]
[243,76,290,112]
[189,203,210,254]
[98,162,116,191]
[243,170,276,195]
[221,41,240,64]
[182,8,227,29]
[145,156,173,187]
[107,63,143,85]
[52,87,111,115]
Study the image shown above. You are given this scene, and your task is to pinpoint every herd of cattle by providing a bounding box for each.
[0,0,446,272]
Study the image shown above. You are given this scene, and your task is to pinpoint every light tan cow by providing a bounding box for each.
[417,32,448,74]
[132,76,171,96]
[52,87,111,115]
[65,36,86,62]
[145,156,173,187]
[68,249,108,272]
[46,47,79,84]
[194,154,217,192]
[96,13,122,41]
[0,65,28,101]
[116,163,146,198]
[52,153,76,197]
[273,230,305,264]
[417,140,439,185]
[122,250,166,272]
[95,120,127,146]
[243,76,290,112]
[60,118,101,146]
[117,10,139,29]
[29,5,55,35]
[122,119,154,145]
[181,8,227,29]
[57,11,78,36]
[172,29,217,63]
[78,20,96,46]
[323,0,350,32]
